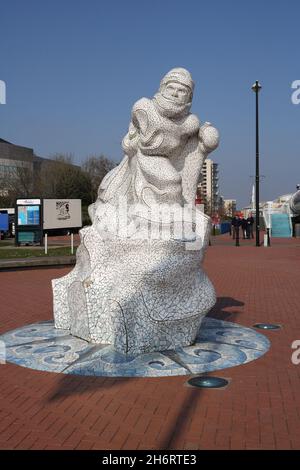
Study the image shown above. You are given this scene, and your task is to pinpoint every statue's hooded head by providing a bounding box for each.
[154,68,194,119]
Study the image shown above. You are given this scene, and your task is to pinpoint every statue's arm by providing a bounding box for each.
[122,98,151,157]
[180,136,204,204]
[181,122,219,205]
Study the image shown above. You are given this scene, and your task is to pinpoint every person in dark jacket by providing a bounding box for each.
[246,214,254,239]
[241,217,248,239]
[231,215,241,240]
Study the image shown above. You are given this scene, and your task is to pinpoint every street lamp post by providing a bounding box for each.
[252,80,262,247]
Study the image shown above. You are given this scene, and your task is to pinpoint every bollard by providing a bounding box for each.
[267,228,271,246]
[45,233,48,255]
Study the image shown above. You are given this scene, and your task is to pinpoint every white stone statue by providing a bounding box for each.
[89,67,219,218]
[52,68,220,355]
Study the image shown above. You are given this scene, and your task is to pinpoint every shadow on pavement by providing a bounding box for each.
[157,296,244,449]
[207,296,244,321]
[46,375,135,403]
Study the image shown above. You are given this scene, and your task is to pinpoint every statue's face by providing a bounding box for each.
[161,81,191,104]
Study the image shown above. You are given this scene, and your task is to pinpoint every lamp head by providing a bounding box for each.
[252,81,262,92]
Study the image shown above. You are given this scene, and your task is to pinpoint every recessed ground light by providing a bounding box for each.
[253,323,281,330]
[187,376,229,389]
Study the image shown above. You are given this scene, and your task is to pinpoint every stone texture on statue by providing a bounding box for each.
[52,68,220,355]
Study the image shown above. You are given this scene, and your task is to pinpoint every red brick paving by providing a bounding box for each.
[0,236,300,450]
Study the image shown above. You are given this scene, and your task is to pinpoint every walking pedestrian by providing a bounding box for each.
[231,215,241,240]
[241,217,248,239]
[247,213,254,239]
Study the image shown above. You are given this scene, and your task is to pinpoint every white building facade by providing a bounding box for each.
[198,158,219,215]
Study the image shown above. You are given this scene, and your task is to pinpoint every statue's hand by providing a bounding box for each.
[122,122,139,157]
[199,122,219,153]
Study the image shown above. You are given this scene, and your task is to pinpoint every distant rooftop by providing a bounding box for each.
[1,137,81,169]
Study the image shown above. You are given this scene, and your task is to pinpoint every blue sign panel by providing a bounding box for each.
[17,205,40,226]
[0,213,9,231]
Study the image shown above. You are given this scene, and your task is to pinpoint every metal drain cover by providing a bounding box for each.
[253,323,281,330]
[187,376,229,389]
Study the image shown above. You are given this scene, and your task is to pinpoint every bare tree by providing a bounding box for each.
[0,152,115,210]
[40,154,93,205]
[0,162,35,207]
[82,155,116,202]
[15,164,34,197]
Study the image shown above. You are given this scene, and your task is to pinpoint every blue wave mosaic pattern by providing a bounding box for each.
[0,318,270,377]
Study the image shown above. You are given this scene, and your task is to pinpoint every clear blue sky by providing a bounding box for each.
[1,0,299,207]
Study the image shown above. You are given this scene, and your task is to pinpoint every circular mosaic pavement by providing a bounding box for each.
[0,318,270,377]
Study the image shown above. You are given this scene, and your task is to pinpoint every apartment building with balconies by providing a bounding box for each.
[197,158,219,215]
